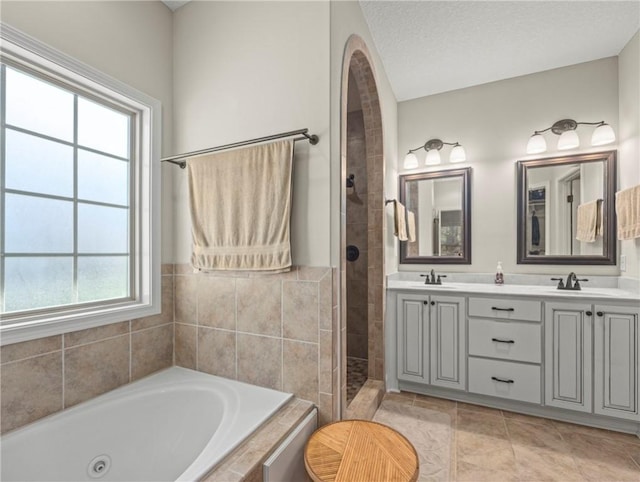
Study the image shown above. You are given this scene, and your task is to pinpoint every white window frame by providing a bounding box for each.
[0,23,161,345]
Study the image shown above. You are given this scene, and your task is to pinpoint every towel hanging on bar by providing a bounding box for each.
[187,139,294,272]
[616,184,640,240]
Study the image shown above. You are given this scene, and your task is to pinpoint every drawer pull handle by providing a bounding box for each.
[492,307,515,312]
[491,338,515,344]
[491,376,514,384]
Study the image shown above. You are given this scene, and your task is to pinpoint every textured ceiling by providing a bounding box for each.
[360,1,640,101]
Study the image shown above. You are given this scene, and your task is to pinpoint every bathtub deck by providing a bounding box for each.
[201,398,315,482]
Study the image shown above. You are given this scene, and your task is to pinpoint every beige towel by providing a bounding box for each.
[616,184,640,240]
[187,140,293,272]
[407,210,416,243]
[576,199,602,242]
[394,201,408,241]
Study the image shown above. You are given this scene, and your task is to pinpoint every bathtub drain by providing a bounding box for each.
[87,455,111,479]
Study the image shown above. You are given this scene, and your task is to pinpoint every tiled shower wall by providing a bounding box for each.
[0,265,175,434]
[346,109,369,361]
[173,265,339,425]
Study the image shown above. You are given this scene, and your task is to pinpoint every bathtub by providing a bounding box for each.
[1,367,293,481]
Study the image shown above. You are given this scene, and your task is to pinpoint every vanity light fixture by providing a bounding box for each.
[526,119,615,155]
[403,138,467,169]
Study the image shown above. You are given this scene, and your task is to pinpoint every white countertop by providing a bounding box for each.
[386,279,640,303]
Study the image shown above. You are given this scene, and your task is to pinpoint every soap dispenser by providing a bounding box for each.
[495,261,504,285]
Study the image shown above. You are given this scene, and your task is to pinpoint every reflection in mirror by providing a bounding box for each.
[517,151,616,265]
[399,168,471,264]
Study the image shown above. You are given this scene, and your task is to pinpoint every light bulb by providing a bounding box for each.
[526,134,547,154]
[557,130,579,150]
[403,152,418,169]
[449,145,466,163]
[591,123,615,146]
[425,149,441,165]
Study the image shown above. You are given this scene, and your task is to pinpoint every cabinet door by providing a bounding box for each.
[544,302,592,412]
[594,305,639,421]
[430,296,466,390]
[397,294,429,383]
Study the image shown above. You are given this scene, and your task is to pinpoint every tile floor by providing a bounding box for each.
[346,356,368,405]
[377,391,640,482]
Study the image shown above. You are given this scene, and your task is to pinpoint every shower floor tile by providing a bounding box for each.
[347,356,368,405]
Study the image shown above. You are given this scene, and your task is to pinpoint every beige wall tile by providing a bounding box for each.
[237,334,282,391]
[283,340,318,403]
[64,321,130,348]
[198,276,235,330]
[319,272,332,331]
[1,353,62,433]
[131,324,173,381]
[174,263,192,275]
[175,275,197,324]
[319,330,332,394]
[283,281,318,342]
[318,392,333,426]
[175,323,197,369]
[237,278,281,337]
[298,266,329,281]
[1,335,61,364]
[64,335,130,407]
[161,263,174,275]
[198,327,236,379]
[132,275,174,331]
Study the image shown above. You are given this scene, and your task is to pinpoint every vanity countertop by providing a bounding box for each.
[387,279,640,303]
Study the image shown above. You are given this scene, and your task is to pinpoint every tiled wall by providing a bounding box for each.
[173,265,338,425]
[0,266,174,434]
[346,109,369,360]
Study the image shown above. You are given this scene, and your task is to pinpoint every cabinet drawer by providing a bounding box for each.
[468,319,541,363]
[469,357,541,404]
[468,297,541,322]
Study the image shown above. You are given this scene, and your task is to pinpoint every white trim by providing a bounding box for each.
[0,23,162,345]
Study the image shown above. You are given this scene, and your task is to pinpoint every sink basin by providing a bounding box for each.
[541,288,615,297]
[399,281,458,289]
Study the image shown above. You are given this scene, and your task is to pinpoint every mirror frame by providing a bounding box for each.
[516,150,616,265]
[399,167,472,265]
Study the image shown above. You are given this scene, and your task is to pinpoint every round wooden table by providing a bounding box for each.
[304,420,419,482]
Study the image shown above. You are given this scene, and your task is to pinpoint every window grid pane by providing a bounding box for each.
[1,63,134,315]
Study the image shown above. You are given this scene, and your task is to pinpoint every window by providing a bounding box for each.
[0,24,161,344]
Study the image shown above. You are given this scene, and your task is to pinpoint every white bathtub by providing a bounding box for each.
[1,367,293,481]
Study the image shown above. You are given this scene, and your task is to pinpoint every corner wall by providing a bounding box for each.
[172,0,331,267]
[618,30,640,280]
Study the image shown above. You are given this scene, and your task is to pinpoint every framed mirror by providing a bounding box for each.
[516,151,616,265]
[399,167,471,264]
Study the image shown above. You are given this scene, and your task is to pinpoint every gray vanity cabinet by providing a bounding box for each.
[397,293,429,384]
[544,302,593,413]
[593,305,640,421]
[430,296,466,391]
[396,293,466,390]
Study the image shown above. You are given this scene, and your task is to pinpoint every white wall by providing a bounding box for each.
[398,57,620,275]
[329,1,398,274]
[172,1,330,266]
[1,1,175,262]
[618,30,640,279]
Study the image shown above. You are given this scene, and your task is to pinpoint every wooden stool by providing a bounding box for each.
[304,420,419,482]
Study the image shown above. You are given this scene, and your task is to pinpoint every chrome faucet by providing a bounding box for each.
[421,269,447,285]
[550,272,589,290]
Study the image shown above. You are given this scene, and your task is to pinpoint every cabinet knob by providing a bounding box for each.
[597,311,604,317]
[585,311,593,317]
[423,301,428,305]
[430,301,435,306]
